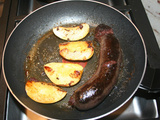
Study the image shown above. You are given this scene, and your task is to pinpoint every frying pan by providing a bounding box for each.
[2,0,147,119]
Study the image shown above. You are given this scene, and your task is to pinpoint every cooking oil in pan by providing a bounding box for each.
[24,26,100,108]
[24,25,134,109]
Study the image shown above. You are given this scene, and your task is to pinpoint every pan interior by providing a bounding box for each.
[24,26,100,108]
[3,0,146,119]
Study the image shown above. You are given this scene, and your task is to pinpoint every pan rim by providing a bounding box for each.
[2,0,147,119]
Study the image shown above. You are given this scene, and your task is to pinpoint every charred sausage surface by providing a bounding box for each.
[68,24,122,110]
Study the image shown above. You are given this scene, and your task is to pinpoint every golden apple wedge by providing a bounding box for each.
[25,80,67,103]
[44,63,83,87]
[59,41,94,60]
[53,23,89,41]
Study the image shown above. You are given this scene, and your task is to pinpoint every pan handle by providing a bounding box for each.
[139,63,160,93]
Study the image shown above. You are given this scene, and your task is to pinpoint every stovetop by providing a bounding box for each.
[0,0,160,119]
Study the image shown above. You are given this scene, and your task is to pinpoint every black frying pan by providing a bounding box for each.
[2,0,147,119]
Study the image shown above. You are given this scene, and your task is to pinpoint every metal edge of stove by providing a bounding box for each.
[4,90,160,120]
[126,0,160,69]
[126,0,160,93]
[1,0,160,120]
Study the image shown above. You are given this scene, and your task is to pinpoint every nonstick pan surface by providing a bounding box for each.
[2,0,147,119]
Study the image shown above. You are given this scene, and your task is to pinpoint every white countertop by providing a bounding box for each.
[141,0,160,48]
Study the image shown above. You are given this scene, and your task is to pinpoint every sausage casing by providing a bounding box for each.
[68,24,122,110]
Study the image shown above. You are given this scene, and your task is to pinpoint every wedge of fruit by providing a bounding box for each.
[59,41,94,61]
[25,80,67,103]
[53,23,89,41]
[44,63,83,87]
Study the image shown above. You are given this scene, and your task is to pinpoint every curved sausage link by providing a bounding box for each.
[68,24,122,110]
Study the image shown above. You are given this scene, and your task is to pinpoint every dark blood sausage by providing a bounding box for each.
[68,24,122,110]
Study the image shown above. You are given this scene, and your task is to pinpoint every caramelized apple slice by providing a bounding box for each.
[53,23,89,41]
[25,80,67,103]
[59,41,94,60]
[44,63,83,87]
